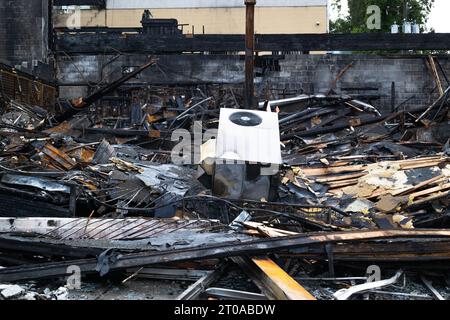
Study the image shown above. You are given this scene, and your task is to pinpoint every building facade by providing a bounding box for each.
[54,0,329,34]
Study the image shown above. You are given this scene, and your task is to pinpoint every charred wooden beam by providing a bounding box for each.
[0,236,102,259]
[2,229,450,282]
[55,33,450,55]
[281,240,450,262]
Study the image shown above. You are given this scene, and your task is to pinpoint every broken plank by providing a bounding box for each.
[41,144,76,171]
[327,179,360,189]
[126,267,212,282]
[205,288,267,300]
[176,264,226,300]
[400,160,447,170]
[393,175,446,196]
[233,256,316,300]
[428,56,444,96]
[410,183,450,200]
[242,221,300,238]
[409,190,450,207]
[298,164,366,177]
[315,172,366,183]
[251,257,316,300]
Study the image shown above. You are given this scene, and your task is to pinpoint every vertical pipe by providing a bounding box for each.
[391,82,396,113]
[47,0,54,54]
[245,0,256,109]
[69,184,78,217]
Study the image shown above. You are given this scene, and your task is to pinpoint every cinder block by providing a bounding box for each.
[1,285,25,299]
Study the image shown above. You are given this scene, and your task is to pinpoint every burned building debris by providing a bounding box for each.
[1,64,450,300]
[1,1,450,303]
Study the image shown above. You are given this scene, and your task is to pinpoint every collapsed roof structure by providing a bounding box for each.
[1,0,450,301]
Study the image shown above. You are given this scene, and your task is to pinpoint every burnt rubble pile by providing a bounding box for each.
[0,60,450,301]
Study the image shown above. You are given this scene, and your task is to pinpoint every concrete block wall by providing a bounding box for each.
[57,54,246,98]
[266,54,450,114]
[0,0,49,72]
[57,54,450,115]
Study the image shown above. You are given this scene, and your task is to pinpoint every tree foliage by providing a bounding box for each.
[330,0,435,33]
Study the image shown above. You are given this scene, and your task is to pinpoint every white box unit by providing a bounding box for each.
[215,108,282,165]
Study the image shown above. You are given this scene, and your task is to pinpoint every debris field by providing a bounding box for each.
[0,56,450,301]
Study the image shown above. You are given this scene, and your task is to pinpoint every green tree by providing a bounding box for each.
[331,0,434,33]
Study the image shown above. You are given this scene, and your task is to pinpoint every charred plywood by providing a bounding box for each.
[0,63,56,109]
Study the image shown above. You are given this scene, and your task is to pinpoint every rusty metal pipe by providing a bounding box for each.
[245,0,256,109]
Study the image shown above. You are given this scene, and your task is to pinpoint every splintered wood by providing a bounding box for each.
[294,156,450,212]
